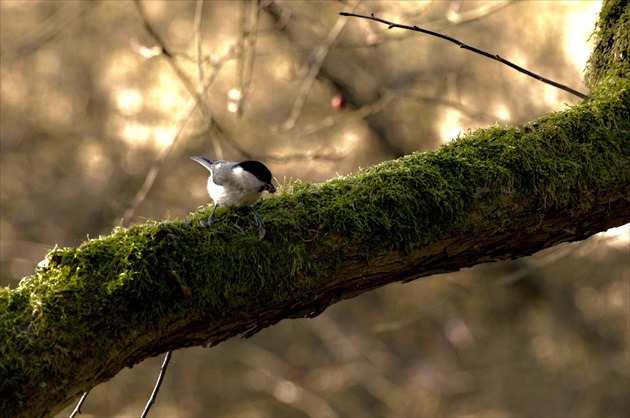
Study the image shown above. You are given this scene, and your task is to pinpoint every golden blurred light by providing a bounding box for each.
[168,16,193,45]
[114,88,143,115]
[446,1,462,23]
[563,1,601,71]
[131,40,162,59]
[228,88,242,101]
[78,141,105,167]
[149,79,186,111]
[493,103,511,123]
[272,380,302,404]
[439,108,463,142]
[227,102,239,113]
[119,122,154,148]
[599,224,630,249]
[337,130,361,153]
[269,55,295,81]
[542,84,561,108]
[154,126,173,148]
[227,88,242,113]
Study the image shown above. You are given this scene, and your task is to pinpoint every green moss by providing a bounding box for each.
[585,0,630,89]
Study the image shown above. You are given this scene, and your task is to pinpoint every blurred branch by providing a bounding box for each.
[231,0,261,117]
[194,0,206,86]
[134,0,208,111]
[432,1,513,29]
[308,314,405,411]
[127,1,282,225]
[333,1,514,49]
[280,2,361,132]
[375,243,573,333]
[234,93,394,164]
[0,1,98,60]
[264,92,394,163]
[192,0,224,160]
[121,46,237,225]
[392,90,503,124]
[234,342,339,416]
[339,12,590,100]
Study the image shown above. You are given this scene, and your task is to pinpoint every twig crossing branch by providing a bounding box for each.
[68,390,90,418]
[141,351,173,418]
[340,12,589,100]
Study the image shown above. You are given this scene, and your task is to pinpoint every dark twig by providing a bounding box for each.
[340,12,589,100]
[68,389,90,418]
[141,351,173,418]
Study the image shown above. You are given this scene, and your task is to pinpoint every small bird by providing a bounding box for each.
[191,156,276,237]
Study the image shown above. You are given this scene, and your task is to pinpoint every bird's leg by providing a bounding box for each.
[251,206,263,228]
[250,206,266,239]
[200,204,217,228]
[208,205,217,226]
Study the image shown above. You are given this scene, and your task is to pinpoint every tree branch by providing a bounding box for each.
[339,12,590,100]
[140,351,172,418]
[1,75,629,417]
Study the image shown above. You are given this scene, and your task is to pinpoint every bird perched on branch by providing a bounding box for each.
[191,156,276,238]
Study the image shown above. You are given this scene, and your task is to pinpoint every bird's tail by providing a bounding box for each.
[190,156,215,171]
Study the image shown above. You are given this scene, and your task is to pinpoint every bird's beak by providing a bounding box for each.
[266,183,276,193]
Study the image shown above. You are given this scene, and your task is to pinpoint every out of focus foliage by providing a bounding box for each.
[0,1,627,416]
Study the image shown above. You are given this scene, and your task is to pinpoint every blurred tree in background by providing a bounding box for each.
[1,1,627,416]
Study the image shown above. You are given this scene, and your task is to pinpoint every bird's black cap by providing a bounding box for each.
[237,160,273,184]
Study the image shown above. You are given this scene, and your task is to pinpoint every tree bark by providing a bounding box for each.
[1,1,629,417]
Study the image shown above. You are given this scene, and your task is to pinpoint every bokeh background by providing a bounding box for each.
[1,1,628,416]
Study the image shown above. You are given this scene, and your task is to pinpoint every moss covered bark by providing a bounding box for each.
[1,1,629,417]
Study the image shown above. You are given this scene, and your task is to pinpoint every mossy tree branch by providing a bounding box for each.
[1,1,629,417]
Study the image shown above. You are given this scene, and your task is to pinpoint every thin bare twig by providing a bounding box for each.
[0,2,98,60]
[134,0,209,111]
[296,91,394,139]
[68,389,90,418]
[120,47,235,225]
[231,0,261,117]
[122,6,240,225]
[340,12,589,100]
[280,2,362,132]
[392,90,502,124]
[140,351,173,418]
[193,0,224,159]
[194,0,205,86]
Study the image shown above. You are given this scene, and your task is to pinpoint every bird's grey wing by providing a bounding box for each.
[210,161,238,186]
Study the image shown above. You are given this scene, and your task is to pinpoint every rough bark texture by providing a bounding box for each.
[1,1,629,417]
